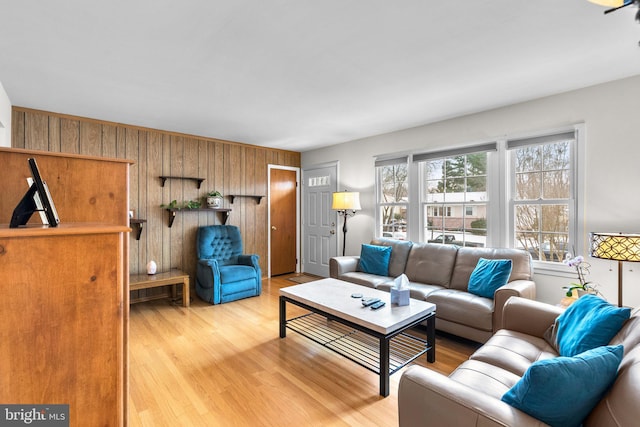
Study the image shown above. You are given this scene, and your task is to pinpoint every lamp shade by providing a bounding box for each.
[587,0,631,6]
[332,191,361,211]
[590,232,640,262]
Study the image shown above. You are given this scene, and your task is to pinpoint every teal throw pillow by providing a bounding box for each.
[501,345,623,427]
[556,294,630,357]
[467,258,513,299]
[359,244,392,276]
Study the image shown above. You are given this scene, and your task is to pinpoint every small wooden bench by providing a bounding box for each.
[130,269,190,307]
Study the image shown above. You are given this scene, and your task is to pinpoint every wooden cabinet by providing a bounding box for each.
[0,148,131,426]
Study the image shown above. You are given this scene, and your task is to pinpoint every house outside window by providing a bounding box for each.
[416,145,493,248]
[375,157,409,240]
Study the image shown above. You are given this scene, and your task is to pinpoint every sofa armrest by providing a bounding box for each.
[492,279,536,331]
[399,366,546,427]
[329,256,360,278]
[500,296,563,338]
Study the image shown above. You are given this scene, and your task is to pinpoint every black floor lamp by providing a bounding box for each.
[332,191,361,256]
[590,232,640,307]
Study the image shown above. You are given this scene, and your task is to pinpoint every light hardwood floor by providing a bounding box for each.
[128,274,480,426]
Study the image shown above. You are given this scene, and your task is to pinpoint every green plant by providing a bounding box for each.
[160,200,179,209]
[184,199,201,209]
[208,190,222,197]
[160,199,202,209]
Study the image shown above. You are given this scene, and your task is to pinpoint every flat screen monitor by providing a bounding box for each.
[10,158,60,228]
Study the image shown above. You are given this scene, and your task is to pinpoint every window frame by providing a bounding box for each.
[375,156,410,241]
[373,124,584,272]
[415,143,495,247]
[505,125,585,272]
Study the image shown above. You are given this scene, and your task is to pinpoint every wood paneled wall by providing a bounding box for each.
[11,107,300,301]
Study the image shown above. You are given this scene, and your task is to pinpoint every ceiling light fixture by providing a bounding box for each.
[588,0,639,17]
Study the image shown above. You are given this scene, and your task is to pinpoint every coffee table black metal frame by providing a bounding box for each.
[279,296,436,397]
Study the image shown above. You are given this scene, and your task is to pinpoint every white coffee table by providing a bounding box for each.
[279,278,436,397]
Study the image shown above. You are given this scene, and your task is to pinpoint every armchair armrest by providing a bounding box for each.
[398,366,545,427]
[238,254,262,293]
[493,279,536,331]
[238,254,260,270]
[500,296,563,338]
[329,256,360,278]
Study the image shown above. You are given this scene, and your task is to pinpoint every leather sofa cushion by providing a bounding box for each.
[377,281,444,300]
[338,271,392,289]
[450,359,521,400]
[370,237,413,277]
[469,329,557,377]
[404,243,458,287]
[427,288,494,331]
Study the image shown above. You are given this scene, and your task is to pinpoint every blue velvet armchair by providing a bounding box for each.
[196,225,262,304]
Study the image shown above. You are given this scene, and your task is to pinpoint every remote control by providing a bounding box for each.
[361,297,380,307]
[370,300,386,310]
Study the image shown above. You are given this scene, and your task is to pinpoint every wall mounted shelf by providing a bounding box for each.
[228,194,265,204]
[159,176,205,189]
[165,208,231,227]
[130,218,147,240]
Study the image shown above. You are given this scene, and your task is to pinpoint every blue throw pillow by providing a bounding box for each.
[467,258,513,299]
[359,244,392,276]
[501,345,623,427]
[556,294,630,357]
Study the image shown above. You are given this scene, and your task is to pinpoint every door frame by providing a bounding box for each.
[267,164,301,277]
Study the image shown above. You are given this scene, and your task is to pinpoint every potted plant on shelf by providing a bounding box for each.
[206,191,223,208]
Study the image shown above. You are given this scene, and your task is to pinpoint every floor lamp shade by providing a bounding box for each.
[590,232,640,306]
[332,192,361,211]
[332,191,361,256]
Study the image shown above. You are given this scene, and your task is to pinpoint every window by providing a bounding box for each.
[429,206,452,217]
[375,157,409,240]
[374,126,581,265]
[508,131,576,262]
[415,144,494,248]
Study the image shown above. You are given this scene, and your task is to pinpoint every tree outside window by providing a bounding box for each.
[512,140,572,262]
[377,163,408,239]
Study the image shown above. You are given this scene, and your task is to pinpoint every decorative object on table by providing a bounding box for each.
[146,260,157,275]
[562,254,601,298]
[332,190,361,256]
[390,273,410,306]
[590,232,640,307]
[206,190,223,208]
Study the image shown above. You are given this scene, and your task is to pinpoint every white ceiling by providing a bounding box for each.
[1,1,640,152]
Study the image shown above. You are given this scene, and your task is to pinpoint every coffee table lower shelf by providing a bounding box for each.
[285,312,430,375]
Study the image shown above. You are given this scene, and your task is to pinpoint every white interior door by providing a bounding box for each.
[303,163,338,277]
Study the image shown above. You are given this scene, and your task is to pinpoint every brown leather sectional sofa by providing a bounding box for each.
[329,238,535,343]
[398,297,640,426]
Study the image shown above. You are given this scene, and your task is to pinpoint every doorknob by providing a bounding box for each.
[271,226,277,231]
[330,230,335,234]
